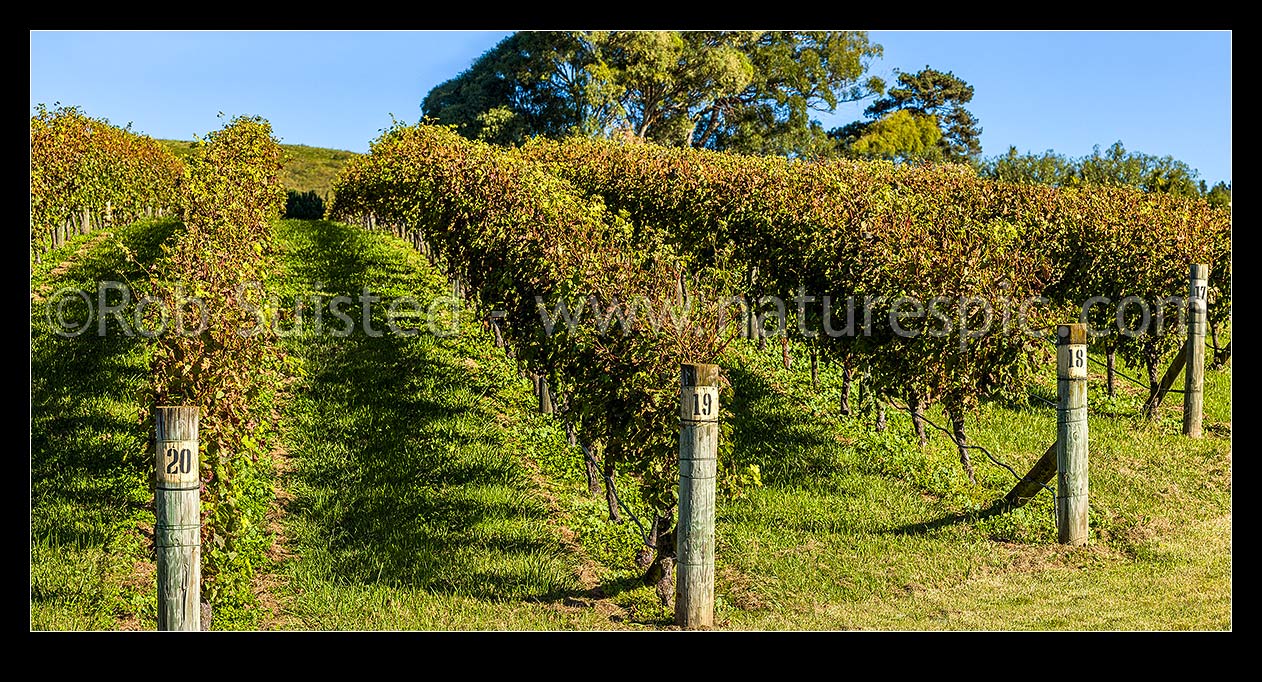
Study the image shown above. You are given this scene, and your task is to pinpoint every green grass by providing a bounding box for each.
[709,337,1231,630]
[267,220,625,629]
[31,215,1230,630]
[30,218,180,630]
[160,140,356,196]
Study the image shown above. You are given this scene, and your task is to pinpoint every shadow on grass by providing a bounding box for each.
[31,220,177,551]
[881,501,1010,537]
[722,362,840,487]
[280,220,578,602]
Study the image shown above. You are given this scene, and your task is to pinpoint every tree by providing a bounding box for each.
[421,32,595,146]
[1077,141,1201,197]
[982,146,1075,186]
[1204,180,1231,209]
[421,31,885,155]
[836,66,982,163]
[978,142,1222,204]
[845,110,942,163]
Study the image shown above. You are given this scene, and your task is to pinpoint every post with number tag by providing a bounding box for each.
[154,406,201,631]
[677,363,719,628]
[1056,324,1089,545]
[1183,264,1209,438]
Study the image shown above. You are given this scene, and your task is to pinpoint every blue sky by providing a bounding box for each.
[30,30,1231,185]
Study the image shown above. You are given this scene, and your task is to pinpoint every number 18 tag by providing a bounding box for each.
[1057,344,1088,380]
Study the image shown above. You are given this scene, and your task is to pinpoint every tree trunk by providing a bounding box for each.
[810,346,819,390]
[909,390,928,447]
[840,359,853,416]
[1212,341,1231,369]
[1142,345,1187,419]
[603,453,621,523]
[641,514,676,608]
[948,406,977,484]
[1106,348,1117,398]
[1143,356,1161,418]
[570,423,600,497]
[875,400,887,432]
[491,317,505,348]
[635,515,659,571]
[1209,322,1231,369]
[538,377,553,415]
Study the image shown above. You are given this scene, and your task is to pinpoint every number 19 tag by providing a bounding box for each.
[680,386,719,422]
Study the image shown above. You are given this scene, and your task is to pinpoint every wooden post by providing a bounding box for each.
[539,376,553,414]
[1142,345,1186,418]
[677,363,718,629]
[1056,324,1089,545]
[154,407,201,631]
[1183,264,1208,438]
[1002,442,1057,509]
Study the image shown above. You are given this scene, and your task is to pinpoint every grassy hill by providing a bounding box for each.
[160,140,356,197]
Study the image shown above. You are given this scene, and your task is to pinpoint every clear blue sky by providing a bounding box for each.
[30,30,1231,185]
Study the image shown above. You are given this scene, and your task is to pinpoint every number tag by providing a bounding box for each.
[680,386,719,422]
[1191,280,1208,306]
[156,439,198,486]
[1058,344,1088,379]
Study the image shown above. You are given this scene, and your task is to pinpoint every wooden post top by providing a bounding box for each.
[681,363,720,387]
[1190,263,1210,280]
[1057,323,1087,346]
[155,406,199,442]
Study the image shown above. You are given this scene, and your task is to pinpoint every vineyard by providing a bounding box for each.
[30,109,1231,630]
[30,105,183,258]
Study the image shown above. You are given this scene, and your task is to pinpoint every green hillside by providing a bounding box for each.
[160,139,356,197]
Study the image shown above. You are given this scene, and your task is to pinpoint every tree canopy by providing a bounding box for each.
[421,31,885,155]
[846,110,942,162]
[832,66,981,163]
[979,142,1231,209]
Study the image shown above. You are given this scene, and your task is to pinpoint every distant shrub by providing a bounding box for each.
[285,189,325,219]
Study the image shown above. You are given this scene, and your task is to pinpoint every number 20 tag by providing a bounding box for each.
[156,439,199,486]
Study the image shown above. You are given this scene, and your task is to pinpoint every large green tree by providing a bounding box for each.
[834,66,982,163]
[421,31,884,155]
[846,109,942,163]
[979,142,1228,207]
